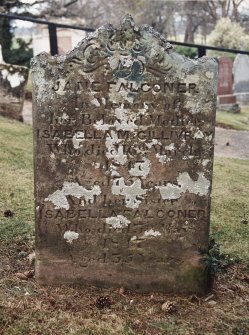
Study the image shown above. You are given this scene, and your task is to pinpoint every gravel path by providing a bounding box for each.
[214,127,249,160]
[22,100,32,125]
[22,100,249,160]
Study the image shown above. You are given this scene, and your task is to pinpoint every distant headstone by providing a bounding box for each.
[0,47,29,121]
[32,16,218,294]
[233,54,249,105]
[0,45,3,63]
[218,56,240,113]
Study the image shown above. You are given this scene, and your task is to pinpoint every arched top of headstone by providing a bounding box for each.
[233,53,249,93]
[218,55,233,62]
[31,15,217,100]
[234,53,249,65]
[32,14,173,67]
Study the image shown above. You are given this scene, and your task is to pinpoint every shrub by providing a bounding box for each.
[208,17,249,51]
[174,45,197,58]
[8,38,33,68]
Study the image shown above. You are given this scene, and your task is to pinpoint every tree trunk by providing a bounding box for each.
[184,1,195,43]
[0,18,12,63]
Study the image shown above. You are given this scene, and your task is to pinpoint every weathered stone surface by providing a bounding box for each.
[233,54,249,105]
[31,16,218,294]
[217,56,240,113]
[0,55,29,121]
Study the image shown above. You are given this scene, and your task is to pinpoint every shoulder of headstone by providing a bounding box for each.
[0,62,29,75]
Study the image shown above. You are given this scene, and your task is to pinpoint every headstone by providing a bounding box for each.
[0,46,29,121]
[0,45,3,63]
[31,16,218,294]
[218,56,240,113]
[233,54,249,106]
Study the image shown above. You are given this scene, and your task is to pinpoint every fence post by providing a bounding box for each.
[48,23,58,55]
[198,46,206,58]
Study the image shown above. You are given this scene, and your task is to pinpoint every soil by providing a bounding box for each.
[0,238,248,335]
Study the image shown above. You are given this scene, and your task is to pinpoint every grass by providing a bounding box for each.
[211,157,249,260]
[0,117,34,241]
[216,107,249,131]
[0,116,249,335]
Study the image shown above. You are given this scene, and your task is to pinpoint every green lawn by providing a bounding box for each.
[0,115,248,260]
[0,117,34,241]
[211,157,249,259]
[216,107,249,131]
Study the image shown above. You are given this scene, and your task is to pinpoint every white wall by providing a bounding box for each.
[32,25,87,56]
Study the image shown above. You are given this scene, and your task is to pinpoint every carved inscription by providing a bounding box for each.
[52,80,199,94]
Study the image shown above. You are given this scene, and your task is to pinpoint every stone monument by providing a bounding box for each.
[0,45,3,63]
[233,54,249,106]
[218,56,240,113]
[0,45,29,121]
[31,16,218,294]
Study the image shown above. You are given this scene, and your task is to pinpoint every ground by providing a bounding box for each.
[214,127,249,159]
[214,108,249,159]
[216,107,249,132]
[0,115,249,335]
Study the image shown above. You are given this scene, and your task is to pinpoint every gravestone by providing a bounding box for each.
[31,16,218,294]
[233,54,249,105]
[0,45,29,121]
[218,56,240,113]
[0,45,3,63]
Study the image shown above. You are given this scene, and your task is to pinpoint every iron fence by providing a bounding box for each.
[1,12,249,57]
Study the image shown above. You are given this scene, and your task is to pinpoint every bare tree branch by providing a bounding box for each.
[64,0,79,8]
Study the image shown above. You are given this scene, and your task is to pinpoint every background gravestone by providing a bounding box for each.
[0,45,3,63]
[233,54,249,106]
[32,16,218,294]
[217,56,240,113]
[0,45,29,121]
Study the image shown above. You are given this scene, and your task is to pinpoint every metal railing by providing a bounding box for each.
[167,40,249,57]
[1,12,249,57]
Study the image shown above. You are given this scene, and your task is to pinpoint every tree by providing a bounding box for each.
[0,0,43,64]
[40,0,178,36]
[208,17,249,53]
[9,38,33,67]
[181,0,248,43]
[206,0,247,22]
[0,16,12,61]
[1,0,248,65]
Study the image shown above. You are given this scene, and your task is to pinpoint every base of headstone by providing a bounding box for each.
[0,103,24,121]
[218,94,236,105]
[218,103,240,113]
[0,63,29,121]
[36,255,210,294]
[235,93,249,106]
